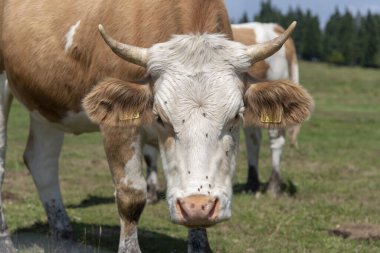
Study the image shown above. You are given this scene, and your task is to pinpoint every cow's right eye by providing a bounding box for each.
[156,115,164,126]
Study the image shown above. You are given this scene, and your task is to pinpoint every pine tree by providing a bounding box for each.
[339,10,356,65]
[301,11,322,60]
[254,0,282,24]
[239,11,250,24]
[323,8,344,64]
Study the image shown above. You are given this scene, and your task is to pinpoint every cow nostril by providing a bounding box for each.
[177,199,189,220]
[208,198,219,219]
[190,203,195,209]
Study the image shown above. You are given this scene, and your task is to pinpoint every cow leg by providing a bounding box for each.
[267,128,286,196]
[243,126,262,192]
[187,228,211,253]
[288,125,301,149]
[101,126,146,253]
[0,77,15,253]
[23,116,73,240]
[143,144,159,204]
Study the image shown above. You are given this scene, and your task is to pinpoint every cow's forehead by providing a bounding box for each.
[147,34,250,129]
[153,72,244,132]
[148,34,251,76]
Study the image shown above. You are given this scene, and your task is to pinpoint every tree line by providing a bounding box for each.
[233,1,380,68]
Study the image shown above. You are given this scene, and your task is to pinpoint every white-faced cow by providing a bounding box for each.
[0,1,313,252]
[232,22,302,195]
[143,22,303,201]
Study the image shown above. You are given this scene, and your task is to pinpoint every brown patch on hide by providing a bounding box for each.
[83,78,153,127]
[244,80,314,128]
[232,28,256,45]
[180,0,232,37]
[164,137,175,151]
[100,125,139,183]
[232,27,269,81]
[116,183,146,233]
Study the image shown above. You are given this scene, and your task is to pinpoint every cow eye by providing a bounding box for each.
[156,115,164,126]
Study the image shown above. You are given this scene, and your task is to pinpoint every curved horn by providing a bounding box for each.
[247,21,297,64]
[98,24,148,67]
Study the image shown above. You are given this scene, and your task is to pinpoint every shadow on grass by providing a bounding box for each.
[67,192,168,209]
[67,195,115,208]
[233,179,298,196]
[13,221,187,253]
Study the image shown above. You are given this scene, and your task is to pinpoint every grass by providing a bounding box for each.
[3,61,380,252]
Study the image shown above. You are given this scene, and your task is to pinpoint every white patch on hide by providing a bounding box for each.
[64,20,81,52]
[123,136,147,192]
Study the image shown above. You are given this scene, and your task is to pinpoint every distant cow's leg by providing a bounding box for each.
[101,126,146,253]
[244,126,262,192]
[0,78,15,253]
[288,125,301,149]
[188,228,211,253]
[267,128,286,196]
[143,144,159,204]
[23,116,73,240]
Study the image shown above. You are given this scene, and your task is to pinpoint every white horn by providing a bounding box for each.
[247,21,297,64]
[98,24,148,67]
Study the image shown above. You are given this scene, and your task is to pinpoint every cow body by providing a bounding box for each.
[0,1,312,252]
[232,22,301,195]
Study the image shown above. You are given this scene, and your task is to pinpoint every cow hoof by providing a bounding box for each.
[244,180,260,193]
[0,234,15,253]
[51,229,75,242]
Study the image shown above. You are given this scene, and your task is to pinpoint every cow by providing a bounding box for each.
[0,1,313,252]
[232,22,302,195]
[143,22,302,202]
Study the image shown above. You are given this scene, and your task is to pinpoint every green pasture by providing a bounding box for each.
[4,61,380,252]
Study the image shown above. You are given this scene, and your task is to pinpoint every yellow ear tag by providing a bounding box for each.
[260,108,283,124]
[119,112,141,121]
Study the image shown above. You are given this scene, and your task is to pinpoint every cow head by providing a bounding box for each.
[84,22,313,228]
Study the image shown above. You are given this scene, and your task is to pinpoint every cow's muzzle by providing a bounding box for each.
[175,195,221,227]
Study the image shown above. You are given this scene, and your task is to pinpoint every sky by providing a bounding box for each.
[225,0,380,28]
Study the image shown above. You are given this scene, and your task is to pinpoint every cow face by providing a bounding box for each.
[146,35,248,227]
[84,22,313,228]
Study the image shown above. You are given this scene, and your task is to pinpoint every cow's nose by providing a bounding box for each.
[176,195,220,227]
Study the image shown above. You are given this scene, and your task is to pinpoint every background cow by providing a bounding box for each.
[144,22,303,202]
[232,22,301,196]
[0,1,312,252]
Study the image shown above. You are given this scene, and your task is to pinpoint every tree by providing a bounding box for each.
[254,0,282,24]
[323,8,342,63]
[239,12,250,24]
[301,11,322,60]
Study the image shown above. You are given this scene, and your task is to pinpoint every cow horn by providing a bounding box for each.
[98,24,148,67]
[247,21,297,64]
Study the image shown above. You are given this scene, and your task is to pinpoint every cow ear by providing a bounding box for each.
[244,80,314,128]
[83,78,153,127]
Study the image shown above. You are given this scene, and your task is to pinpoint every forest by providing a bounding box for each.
[233,0,380,68]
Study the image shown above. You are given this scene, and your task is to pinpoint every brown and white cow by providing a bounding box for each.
[0,1,313,252]
[232,22,302,195]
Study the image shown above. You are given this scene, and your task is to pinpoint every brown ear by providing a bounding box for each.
[83,78,153,127]
[244,80,314,128]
